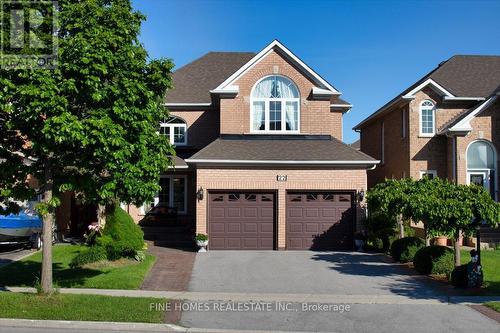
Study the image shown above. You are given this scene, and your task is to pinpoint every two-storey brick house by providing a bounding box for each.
[130,40,379,250]
[354,56,500,242]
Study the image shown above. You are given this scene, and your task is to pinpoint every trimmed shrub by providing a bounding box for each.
[97,205,145,260]
[413,245,454,275]
[70,246,108,268]
[450,264,468,288]
[400,244,422,263]
[390,237,424,262]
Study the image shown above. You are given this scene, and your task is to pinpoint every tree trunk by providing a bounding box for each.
[454,228,462,267]
[97,204,106,229]
[397,214,404,239]
[41,161,53,294]
[424,225,430,246]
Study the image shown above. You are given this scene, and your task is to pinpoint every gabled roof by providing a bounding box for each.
[186,135,378,166]
[164,52,255,104]
[164,40,349,106]
[213,40,340,96]
[354,55,500,130]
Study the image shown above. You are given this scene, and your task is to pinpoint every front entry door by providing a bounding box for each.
[468,171,493,196]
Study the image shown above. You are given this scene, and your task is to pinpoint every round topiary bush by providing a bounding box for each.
[390,237,425,262]
[70,246,108,268]
[97,205,145,260]
[450,264,468,288]
[413,245,454,275]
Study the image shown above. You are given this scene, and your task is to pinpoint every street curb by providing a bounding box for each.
[0,318,328,333]
[2,286,500,305]
[0,318,186,332]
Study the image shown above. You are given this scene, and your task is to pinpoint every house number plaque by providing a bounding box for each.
[276,175,288,181]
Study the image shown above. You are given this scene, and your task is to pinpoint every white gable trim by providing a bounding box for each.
[448,96,497,132]
[212,40,340,95]
[402,78,455,99]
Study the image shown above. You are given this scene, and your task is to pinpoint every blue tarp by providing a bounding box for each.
[0,211,42,229]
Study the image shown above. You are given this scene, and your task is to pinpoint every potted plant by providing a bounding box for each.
[433,235,448,246]
[354,232,366,251]
[195,234,209,252]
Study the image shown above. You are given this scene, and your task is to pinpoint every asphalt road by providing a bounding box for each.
[180,302,500,333]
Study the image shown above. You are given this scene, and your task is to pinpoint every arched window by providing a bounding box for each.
[251,75,300,132]
[160,116,187,146]
[467,141,495,169]
[466,140,497,199]
[419,100,435,136]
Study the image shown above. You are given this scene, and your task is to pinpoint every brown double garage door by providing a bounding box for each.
[208,191,354,250]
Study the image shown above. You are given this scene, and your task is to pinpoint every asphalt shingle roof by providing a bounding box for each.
[188,135,377,163]
[165,52,255,104]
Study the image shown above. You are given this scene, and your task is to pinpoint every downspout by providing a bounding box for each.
[452,135,457,183]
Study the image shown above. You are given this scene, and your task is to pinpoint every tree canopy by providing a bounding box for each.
[0,0,174,292]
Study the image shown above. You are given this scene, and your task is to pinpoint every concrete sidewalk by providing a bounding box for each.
[3,286,500,305]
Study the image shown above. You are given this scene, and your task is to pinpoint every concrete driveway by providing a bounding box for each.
[0,245,33,268]
[188,251,452,297]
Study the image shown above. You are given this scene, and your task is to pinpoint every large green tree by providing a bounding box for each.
[0,0,174,293]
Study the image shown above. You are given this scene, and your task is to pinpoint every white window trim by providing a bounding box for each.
[419,170,437,179]
[419,100,436,137]
[465,139,498,200]
[250,75,300,134]
[160,117,188,146]
[153,175,188,215]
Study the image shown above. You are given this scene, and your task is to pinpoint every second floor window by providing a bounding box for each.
[160,116,187,146]
[251,75,300,133]
[420,100,435,136]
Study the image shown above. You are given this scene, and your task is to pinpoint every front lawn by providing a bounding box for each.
[485,302,500,313]
[0,292,166,323]
[461,249,500,295]
[0,245,155,289]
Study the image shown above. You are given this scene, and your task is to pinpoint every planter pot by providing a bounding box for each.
[354,239,364,251]
[196,240,208,253]
[465,237,476,247]
[434,236,448,246]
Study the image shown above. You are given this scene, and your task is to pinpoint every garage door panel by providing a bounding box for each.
[243,207,258,217]
[288,207,303,218]
[210,207,225,218]
[227,223,241,233]
[287,192,354,250]
[208,192,275,250]
[226,238,242,248]
[210,223,226,233]
[227,207,241,218]
[260,223,274,233]
[305,208,319,217]
[243,222,257,233]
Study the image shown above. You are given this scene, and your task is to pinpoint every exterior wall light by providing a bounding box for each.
[196,187,204,201]
[357,189,365,202]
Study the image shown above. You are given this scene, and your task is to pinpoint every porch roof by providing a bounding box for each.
[185,135,379,167]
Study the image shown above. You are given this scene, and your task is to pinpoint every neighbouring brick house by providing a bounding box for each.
[354,55,500,243]
[128,40,379,250]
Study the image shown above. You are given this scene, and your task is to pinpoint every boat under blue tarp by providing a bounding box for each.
[0,211,42,239]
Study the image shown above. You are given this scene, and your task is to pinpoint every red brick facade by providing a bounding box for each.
[359,87,499,200]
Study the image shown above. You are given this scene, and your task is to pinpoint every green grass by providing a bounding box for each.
[0,245,156,289]
[485,302,500,312]
[461,249,500,295]
[0,292,166,323]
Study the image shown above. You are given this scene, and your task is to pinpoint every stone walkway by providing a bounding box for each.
[140,243,196,291]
